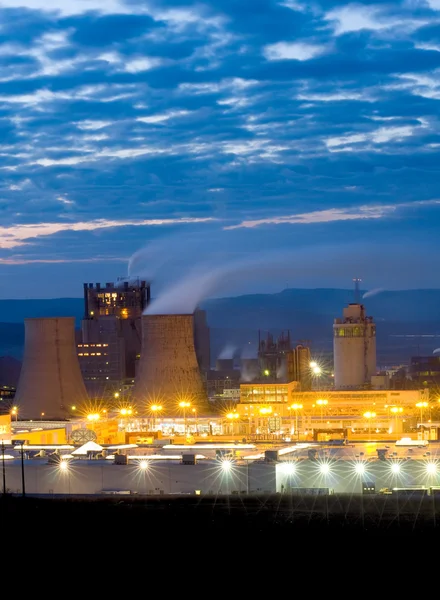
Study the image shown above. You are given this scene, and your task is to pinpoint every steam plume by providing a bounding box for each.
[362,288,385,299]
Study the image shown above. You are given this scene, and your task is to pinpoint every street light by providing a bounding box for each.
[179,401,191,435]
[1,440,6,495]
[226,411,239,435]
[390,406,403,436]
[150,404,163,430]
[363,411,376,439]
[416,401,429,439]
[316,399,328,423]
[288,403,303,440]
[11,406,18,421]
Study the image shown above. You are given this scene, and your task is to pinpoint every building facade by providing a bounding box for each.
[333,303,376,390]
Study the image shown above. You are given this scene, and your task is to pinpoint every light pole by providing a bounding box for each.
[416,402,428,439]
[192,407,199,434]
[1,440,6,495]
[179,401,191,435]
[363,411,376,440]
[316,399,328,425]
[289,404,303,440]
[13,440,26,497]
[150,404,163,430]
[226,412,239,435]
[390,406,403,436]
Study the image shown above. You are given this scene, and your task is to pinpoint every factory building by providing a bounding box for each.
[257,330,291,382]
[80,279,150,396]
[286,344,312,391]
[333,302,376,390]
[409,355,440,387]
[14,317,88,420]
[133,314,208,412]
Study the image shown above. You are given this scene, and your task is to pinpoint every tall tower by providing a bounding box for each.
[333,293,376,389]
[15,317,88,420]
[133,314,208,412]
[80,278,150,395]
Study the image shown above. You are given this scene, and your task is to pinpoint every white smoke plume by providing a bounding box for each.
[362,288,385,299]
[218,344,237,359]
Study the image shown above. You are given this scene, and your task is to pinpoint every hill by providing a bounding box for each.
[0,288,439,365]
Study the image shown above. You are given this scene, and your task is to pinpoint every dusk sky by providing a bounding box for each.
[1,0,440,299]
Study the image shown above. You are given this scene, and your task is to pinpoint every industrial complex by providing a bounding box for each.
[1,276,440,500]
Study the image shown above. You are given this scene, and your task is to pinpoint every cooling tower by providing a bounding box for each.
[133,314,207,411]
[15,317,88,420]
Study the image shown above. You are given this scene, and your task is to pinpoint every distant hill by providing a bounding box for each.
[0,289,439,366]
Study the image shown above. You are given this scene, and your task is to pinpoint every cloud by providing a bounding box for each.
[137,110,192,124]
[263,41,328,61]
[226,200,440,230]
[325,4,429,36]
[0,217,217,249]
[0,0,148,16]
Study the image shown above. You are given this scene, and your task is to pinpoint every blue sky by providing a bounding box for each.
[0,0,440,299]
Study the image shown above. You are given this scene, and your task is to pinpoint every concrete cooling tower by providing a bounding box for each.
[133,314,207,411]
[15,317,88,420]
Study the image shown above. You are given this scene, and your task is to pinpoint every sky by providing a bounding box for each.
[0,0,440,299]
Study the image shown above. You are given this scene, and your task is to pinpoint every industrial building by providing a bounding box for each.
[333,302,376,390]
[133,313,208,412]
[80,279,150,397]
[409,355,440,387]
[14,317,88,420]
[286,344,312,391]
[257,330,291,382]
[4,440,440,499]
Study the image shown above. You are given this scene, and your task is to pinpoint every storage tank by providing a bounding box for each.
[333,303,376,390]
[133,314,207,411]
[14,317,88,420]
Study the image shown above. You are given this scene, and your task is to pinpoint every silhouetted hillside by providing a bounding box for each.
[0,289,439,365]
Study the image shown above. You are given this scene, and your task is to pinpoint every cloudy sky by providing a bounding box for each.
[1,0,440,299]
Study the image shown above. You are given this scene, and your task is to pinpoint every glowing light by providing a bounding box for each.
[281,463,296,474]
[290,404,303,410]
[87,413,100,421]
[354,463,366,475]
[226,412,239,420]
[264,369,270,376]
[310,361,317,368]
[319,463,330,475]
[138,460,149,470]
[426,462,437,475]
[179,401,191,408]
[391,463,401,474]
[259,407,272,415]
[151,404,163,412]
[221,460,232,471]
[390,407,403,414]
[416,402,428,409]
[363,411,376,419]
[316,399,328,406]
[59,461,68,472]
[312,366,321,375]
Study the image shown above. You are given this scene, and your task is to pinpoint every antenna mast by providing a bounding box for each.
[353,278,362,304]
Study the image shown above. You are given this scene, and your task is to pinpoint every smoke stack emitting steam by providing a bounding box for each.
[133,314,207,410]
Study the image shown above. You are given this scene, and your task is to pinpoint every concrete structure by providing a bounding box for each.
[133,314,208,412]
[80,279,150,396]
[193,308,211,372]
[333,303,376,390]
[286,344,312,391]
[15,317,88,420]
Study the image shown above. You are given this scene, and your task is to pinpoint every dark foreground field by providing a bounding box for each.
[3,493,440,542]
